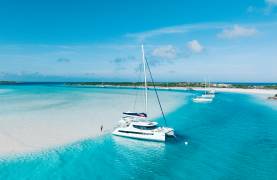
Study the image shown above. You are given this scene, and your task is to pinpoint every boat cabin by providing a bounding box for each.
[132,121,158,130]
[123,112,147,117]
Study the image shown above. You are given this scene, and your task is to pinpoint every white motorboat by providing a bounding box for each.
[201,93,215,98]
[112,45,175,142]
[201,89,215,98]
[193,79,215,102]
[192,96,213,103]
[204,81,216,98]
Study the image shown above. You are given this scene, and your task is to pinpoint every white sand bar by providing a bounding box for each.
[0,87,187,156]
[164,87,277,95]
[195,87,277,95]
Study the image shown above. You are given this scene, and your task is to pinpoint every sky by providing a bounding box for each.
[0,0,277,82]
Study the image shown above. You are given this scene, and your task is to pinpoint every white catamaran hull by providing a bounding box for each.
[112,129,166,142]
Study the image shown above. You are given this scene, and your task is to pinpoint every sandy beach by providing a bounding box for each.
[0,87,187,157]
[188,87,277,95]
[95,85,277,95]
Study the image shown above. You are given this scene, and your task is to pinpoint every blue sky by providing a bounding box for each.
[0,0,277,82]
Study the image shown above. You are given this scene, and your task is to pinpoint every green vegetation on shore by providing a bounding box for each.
[1,80,276,90]
[65,82,277,90]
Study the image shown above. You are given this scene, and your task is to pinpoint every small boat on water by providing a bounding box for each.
[193,96,213,103]
[202,86,216,98]
[201,91,215,98]
[192,80,215,103]
[112,45,175,142]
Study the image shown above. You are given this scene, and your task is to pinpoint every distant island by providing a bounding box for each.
[1,81,276,90]
[1,81,277,96]
[64,82,277,90]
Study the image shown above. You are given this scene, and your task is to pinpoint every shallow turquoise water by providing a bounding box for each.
[0,85,277,179]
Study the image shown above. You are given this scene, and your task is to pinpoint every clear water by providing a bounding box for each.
[0,85,277,180]
[0,84,186,155]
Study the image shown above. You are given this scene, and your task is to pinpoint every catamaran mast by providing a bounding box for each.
[141,44,148,114]
[143,49,168,126]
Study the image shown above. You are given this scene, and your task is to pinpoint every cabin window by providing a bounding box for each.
[133,125,157,130]
[118,130,153,135]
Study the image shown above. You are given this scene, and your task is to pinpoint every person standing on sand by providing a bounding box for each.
[100,125,103,132]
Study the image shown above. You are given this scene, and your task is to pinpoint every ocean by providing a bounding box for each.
[0,84,276,180]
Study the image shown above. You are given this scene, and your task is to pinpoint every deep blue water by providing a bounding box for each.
[0,86,277,180]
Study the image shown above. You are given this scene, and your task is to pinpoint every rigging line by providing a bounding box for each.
[133,63,143,111]
[144,56,168,126]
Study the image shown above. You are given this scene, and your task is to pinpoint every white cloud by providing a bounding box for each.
[248,1,277,15]
[266,0,277,5]
[128,28,185,42]
[217,25,257,39]
[187,40,204,53]
[264,0,277,14]
[125,23,223,41]
[152,45,177,59]
[125,22,275,41]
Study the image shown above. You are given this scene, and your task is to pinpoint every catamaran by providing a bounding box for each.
[112,45,174,142]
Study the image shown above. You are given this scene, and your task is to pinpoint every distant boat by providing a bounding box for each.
[193,79,215,102]
[101,81,105,87]
[201,93,215,98]
[204,81,216,98]
[112,45,174,142]
[201,90,215,99]
[166,82,170,90]
[204,80,215,97]
[193,96,213,103]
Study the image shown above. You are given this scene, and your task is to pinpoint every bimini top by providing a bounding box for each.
[123,112,147,117]
[132,121,158,127]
